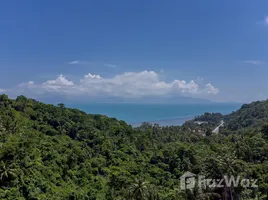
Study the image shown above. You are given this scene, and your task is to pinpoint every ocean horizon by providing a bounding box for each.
[66,103,242,126]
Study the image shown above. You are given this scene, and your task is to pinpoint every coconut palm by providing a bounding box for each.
[216,154,241,200]
[0,161,17,185]
[129,178,149,200]
[202,153,242,200]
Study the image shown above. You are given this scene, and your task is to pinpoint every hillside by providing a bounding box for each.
[224,100,268,131]
[0,94,268,200]
[184,99,268,134]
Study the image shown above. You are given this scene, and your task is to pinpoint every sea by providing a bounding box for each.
[66,103,241,127]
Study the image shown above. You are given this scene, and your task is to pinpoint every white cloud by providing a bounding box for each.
[205,83,219,94]
[0,89,5,93]
[68,60,92,65]
[43,74,74,86]
[104,64,117,68]
[2,71,219,99]
[83,73,102,79]
[242,60,263,65]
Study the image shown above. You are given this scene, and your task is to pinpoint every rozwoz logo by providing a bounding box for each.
[180,172,258,190]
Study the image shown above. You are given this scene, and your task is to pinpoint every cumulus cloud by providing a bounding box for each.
[205,83,219,94]
[44,74,74,86]
[83,73,102,79]
[2,71,219,99]
[78,71,204,97]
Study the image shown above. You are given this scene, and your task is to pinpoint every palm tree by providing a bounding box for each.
[203,153,242,200]
[0,161,17,186]
[129,178,149,200]
[216,154,241,200]
[217,155,238,175]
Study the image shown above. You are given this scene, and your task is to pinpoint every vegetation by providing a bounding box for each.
[0,94,268,199]
[225,100,268,131]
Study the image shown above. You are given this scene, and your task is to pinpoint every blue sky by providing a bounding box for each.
[0,0,268,103]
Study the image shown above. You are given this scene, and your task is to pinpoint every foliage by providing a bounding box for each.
[0,94,268,199]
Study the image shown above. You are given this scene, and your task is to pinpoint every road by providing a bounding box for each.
[212,120,224,134]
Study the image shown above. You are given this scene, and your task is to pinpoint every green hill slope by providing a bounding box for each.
[1,94,268,200]
[224,100,268,131]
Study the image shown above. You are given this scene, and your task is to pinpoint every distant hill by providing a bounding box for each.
[224,99,268,130]
[184,100,268,134]
[185,112,224,126]
[185,99,268,132]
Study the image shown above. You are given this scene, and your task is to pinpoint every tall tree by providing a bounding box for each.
[129,179,149,200]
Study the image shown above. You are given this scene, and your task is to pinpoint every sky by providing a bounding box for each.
[0,0,268,103]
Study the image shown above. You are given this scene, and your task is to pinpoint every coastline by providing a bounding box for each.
[131,116,195,127]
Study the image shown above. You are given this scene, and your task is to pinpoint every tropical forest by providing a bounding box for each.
[0,94,268,200]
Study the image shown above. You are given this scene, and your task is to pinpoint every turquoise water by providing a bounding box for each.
[66,103,241,126]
